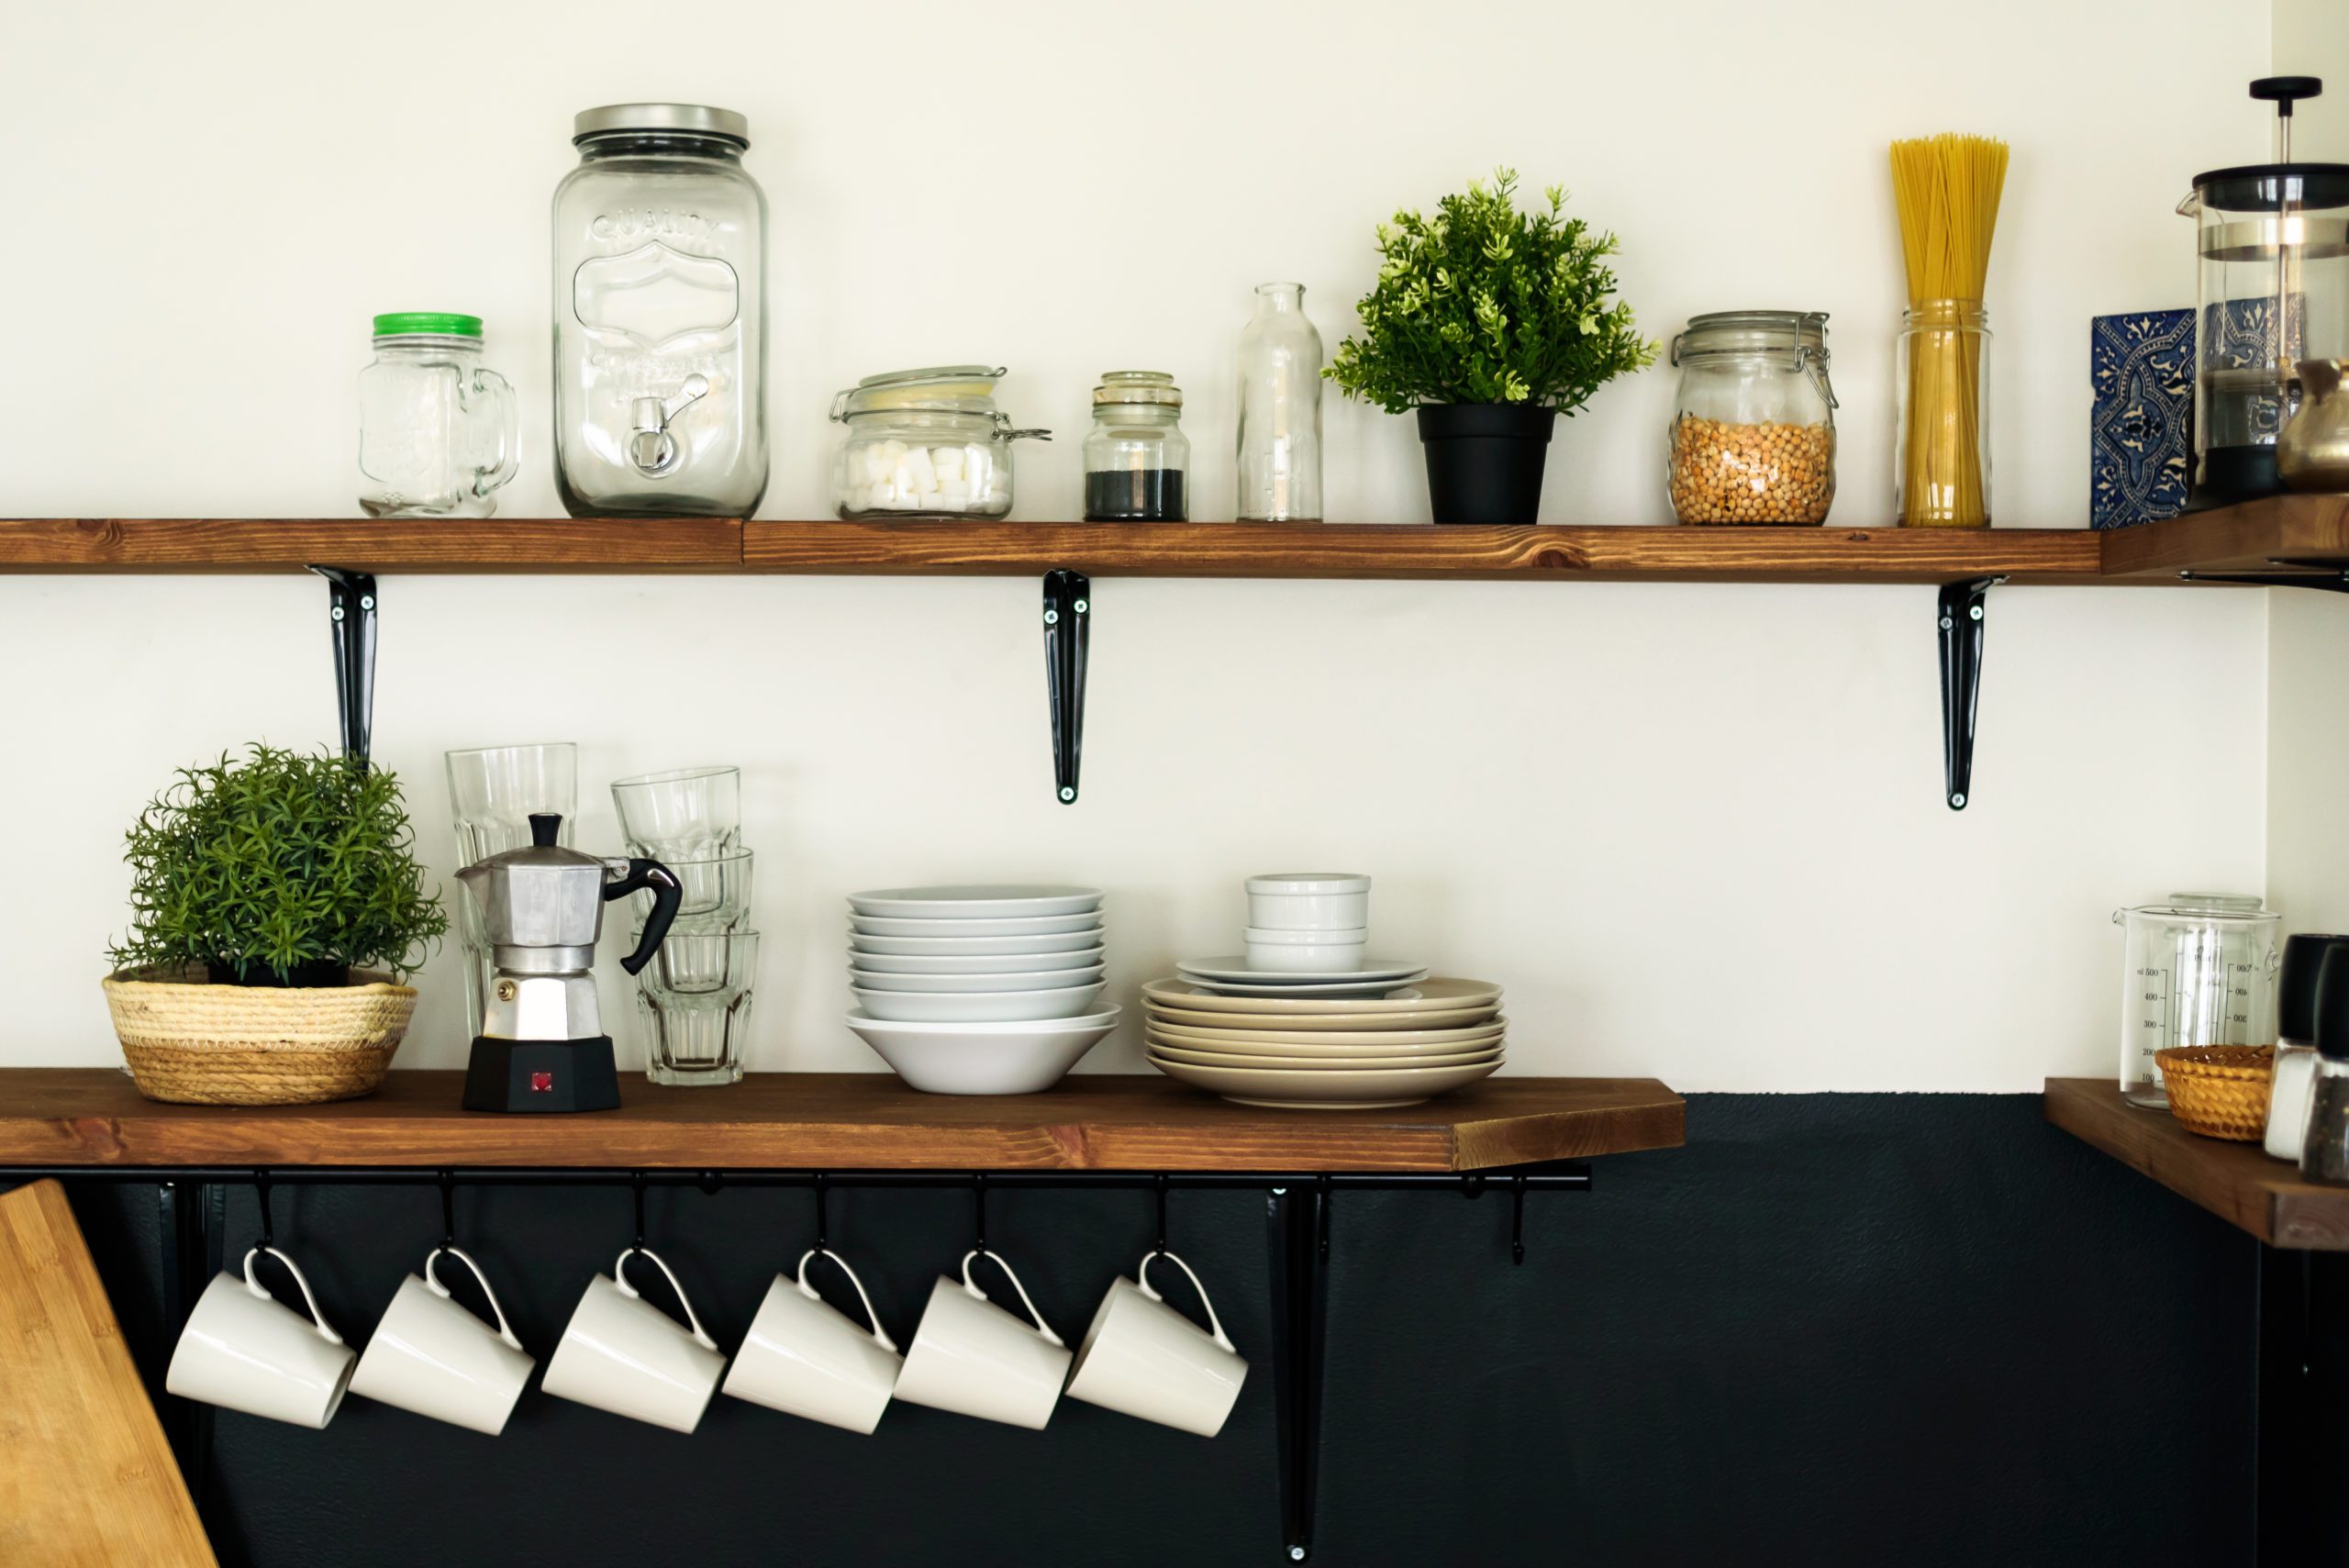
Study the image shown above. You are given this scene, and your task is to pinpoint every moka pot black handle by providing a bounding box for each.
[606,859,684,975]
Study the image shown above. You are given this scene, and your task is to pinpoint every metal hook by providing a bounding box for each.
[812,1172,829,1252]
[972,1172,989,1256]
[254,1169,273,1250]
[1510,1173,1528,1266]
[1152,1173,1169,1255]
[631,1172,648,1251]
[439,1170,457,1251]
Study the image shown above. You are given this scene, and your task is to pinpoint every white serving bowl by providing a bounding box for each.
[851,910,1103,939]
[847,945,1106,975]
[848,885,1103,919]
[1245,873,1371,931]
[849,964,1107,995]
[850,982,1108,1023]
[849,927,1102,957]
[848,1006,1120,1095]
[1241,926,1368,974]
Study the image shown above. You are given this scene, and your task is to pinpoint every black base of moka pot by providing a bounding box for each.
[462,1037,621,1113]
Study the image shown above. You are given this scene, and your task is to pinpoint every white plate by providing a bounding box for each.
[1148,1041,1501,1072]
[1141,977,1502,1016]
[848,1006,1119,1095]
[851,910,1103,938]
[1147,1055,1501,1108]
[851,983,1107,1023]
[848,885,1103,918]
[850,926,1101,957]
[1170,973,1430,1000]
[1144,1001,1498,1033]
[849,964,1105,994]
[1177,957,1428,986]
[849,945,1106,975]
[1145,1018,1507,1051]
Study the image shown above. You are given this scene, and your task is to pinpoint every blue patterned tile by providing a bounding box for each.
[2090,309,2193,528]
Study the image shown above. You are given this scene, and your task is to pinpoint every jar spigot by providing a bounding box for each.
[629,374,710,475]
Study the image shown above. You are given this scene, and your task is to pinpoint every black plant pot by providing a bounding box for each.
[1417,403,1555,525]
[206,958,351,988]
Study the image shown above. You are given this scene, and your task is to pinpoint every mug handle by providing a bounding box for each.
[960,1248,1063,1349]
[1139,1249,1236,1353]
[465,366,520,497]
[797,1248,897,1354]
[426,1245,526,1352]
[243,1245,344,1347]
[615,1246,719,1352]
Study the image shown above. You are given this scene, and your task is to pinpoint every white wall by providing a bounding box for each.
[2266,0,2349,933]
[0,0,2280,1090]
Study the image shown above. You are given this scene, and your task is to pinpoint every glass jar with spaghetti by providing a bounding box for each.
[1665,311,1837,525]
[1896,303,1992,527]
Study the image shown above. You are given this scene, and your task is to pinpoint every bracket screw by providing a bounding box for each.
[1058,785,1075,802]
[1968,604,1983,621]
[1044,608,1059,626]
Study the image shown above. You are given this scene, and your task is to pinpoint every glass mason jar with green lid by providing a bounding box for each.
[357,313,518,518]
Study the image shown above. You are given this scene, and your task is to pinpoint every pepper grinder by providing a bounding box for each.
[2299,946,2349,1182]
[2268,933,2349,1160]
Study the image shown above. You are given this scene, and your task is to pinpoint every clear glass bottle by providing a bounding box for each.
[1083,372,1188,521]
[1235,284,1324,521]
[551,104,767,517]
[357,314,517,517]
[1895,302,1992,528]
[2113,893,2281,1107]
[1666,310,1835,525]
[829,366,1049,518]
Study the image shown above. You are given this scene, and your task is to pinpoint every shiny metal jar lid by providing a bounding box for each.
[831,366,1008,420]
[1671,311,1830,366]
[1093,370,1182,406]
[573,104,750,146]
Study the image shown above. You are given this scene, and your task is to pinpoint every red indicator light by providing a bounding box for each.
[530,1071,555,1093]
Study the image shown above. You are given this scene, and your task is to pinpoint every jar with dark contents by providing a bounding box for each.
[1083,371,1189,520]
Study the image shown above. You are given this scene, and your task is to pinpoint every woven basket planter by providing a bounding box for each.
[2154,1044,2275,1142]
[103,966,417,1106]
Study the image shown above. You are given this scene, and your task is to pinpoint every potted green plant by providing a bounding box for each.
[103,745,449,1105]
[1327,168,1655,525]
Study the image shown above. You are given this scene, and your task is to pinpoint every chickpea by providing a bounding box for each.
[1667,416,1835,524]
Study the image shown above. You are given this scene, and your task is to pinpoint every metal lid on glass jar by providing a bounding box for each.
[1670,311,1830,366]
[831,366,1008,420]
[1093,370,1182,406]
[572,104,750,147]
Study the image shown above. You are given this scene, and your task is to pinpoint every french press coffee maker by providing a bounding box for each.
[2179,77,2349,506]
[456,814,682,1113]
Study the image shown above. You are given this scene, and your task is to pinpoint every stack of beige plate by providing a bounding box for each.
[1141,976,1505,1109]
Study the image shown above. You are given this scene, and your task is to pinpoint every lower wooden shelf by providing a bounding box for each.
[0,1069,1684,1173]
[2044,1076,2349,1249]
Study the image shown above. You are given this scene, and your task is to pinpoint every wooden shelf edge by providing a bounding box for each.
[0,1070,1685,1174]
[0,517,746,573]
[2100,494,2349,581]
[2044,1076,2349,1250]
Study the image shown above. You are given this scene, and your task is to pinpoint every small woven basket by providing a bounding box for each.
[103,967,417,1106]
[2155,1044,2275,1141]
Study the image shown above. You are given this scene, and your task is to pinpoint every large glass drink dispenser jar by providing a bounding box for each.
[2179,78,2349,506]
[2113,894,2280,1108]
[552,104,767,517]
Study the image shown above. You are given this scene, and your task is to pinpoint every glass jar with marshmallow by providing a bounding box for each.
[829,366,1050,519]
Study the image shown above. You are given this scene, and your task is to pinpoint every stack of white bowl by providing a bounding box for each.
[1144,873,1506,1108]
[842,885,1120,1095]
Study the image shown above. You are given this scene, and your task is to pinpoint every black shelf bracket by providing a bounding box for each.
[1936,575,2004,811]
[1042,570,1090,804]
[308,566,378,769]
[2179,568,2349,594]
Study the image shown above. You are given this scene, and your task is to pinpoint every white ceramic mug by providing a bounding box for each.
[165,1246,356,1429]
[1063,1250,1248,1437]
[540,1247,726,1433]
[722,1247,902,1433]
[348,1247,535,1435]
[892,1250,1070,1429]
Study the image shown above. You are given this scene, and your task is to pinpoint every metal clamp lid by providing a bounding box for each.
[573,103,749,146]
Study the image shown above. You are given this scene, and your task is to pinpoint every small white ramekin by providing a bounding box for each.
[1244,873,1371,932]
[1243,925,1368,973]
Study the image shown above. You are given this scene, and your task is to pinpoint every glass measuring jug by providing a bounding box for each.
[2113,894,2280,1107]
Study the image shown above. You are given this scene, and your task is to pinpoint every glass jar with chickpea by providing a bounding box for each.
[1666,311,1838,525]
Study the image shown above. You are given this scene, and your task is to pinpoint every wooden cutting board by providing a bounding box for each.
[0,1179,214,1566]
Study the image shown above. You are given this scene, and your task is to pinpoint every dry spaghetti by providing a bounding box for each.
[1891,134,2008,528]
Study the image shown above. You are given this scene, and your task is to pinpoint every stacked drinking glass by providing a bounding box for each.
[612,767,757,1087]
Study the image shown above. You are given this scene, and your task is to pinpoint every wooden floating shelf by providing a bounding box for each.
[2044,1077,2349,1250]
[0,1069,1685,1173]
[0,498,2342,584]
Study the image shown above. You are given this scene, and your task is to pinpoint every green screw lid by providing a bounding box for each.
[372,312,483,339]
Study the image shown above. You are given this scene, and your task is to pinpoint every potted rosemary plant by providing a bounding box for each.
[104,745,448,1105]
[1327,168,1654,524]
